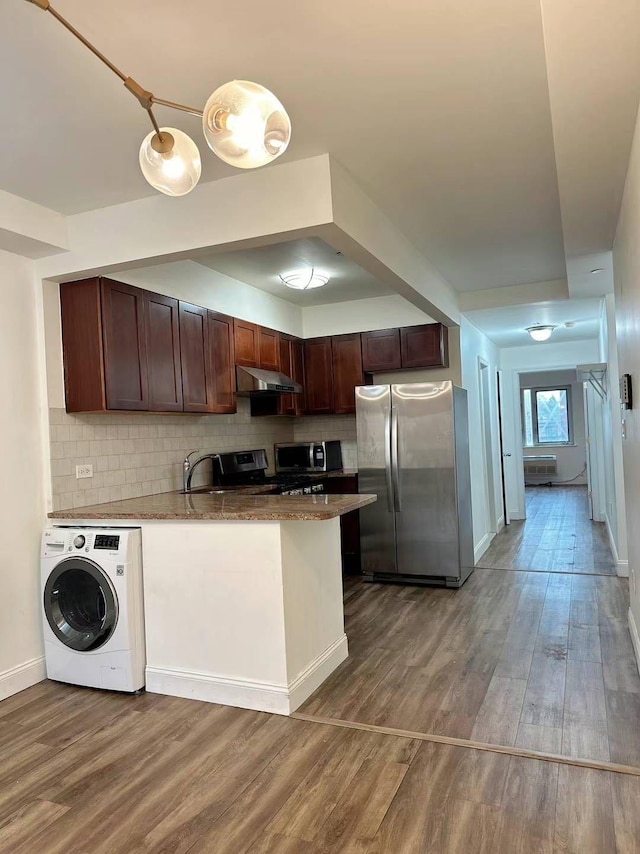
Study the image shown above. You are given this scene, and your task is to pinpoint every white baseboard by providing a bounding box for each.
[605,514,629,577]
[496,515,505,534]
[288,635,348,712]
[0,656,46,702]
[474,532,495,565]
[146,634,349,716]
[628,608,640,677]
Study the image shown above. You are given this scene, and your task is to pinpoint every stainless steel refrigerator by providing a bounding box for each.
[356,381,474,587]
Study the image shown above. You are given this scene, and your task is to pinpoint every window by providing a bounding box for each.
[521,386,572,446]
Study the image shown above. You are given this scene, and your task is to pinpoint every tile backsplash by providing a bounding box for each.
[293,415,358,470]
[49,403,360,511]
[49,398,294,511]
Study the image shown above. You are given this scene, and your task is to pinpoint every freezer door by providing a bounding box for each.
[392,382,460,578]
[356,385,397,574]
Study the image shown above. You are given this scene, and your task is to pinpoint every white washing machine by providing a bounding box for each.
[41,527,145,692]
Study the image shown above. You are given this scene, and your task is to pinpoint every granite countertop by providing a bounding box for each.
[48,491,375,522]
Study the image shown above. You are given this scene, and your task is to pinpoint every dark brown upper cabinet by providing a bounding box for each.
[60,278,109,413]
[278,335,305,416]
[179,302,213,413]
[60,277,149,413]
[208,310,236,414]
[303,337,334,415]
[143,291,183,412]
[234,319,259,367]
[101,279,149,411]
[361,328,402,373]
[258,326,281,372]
[331,333,364,415]
[400,323,449,369]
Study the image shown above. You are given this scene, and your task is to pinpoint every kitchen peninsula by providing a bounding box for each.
[49,491,376,715]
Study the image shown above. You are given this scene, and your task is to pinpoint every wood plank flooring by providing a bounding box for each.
[478,486,617,574]
[300,569,640,767]
[1,680,640,853]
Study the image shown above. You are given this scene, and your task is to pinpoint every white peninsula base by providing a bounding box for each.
[142,518,348,715]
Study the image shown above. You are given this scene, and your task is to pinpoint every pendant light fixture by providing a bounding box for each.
[279,268,330,290]
[526,325,556,342]
[23,0,292,196]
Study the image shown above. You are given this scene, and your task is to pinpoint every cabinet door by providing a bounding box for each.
[361,328,401,372]
[303,337,334,414]
[208,310,236,414]
[332,333,364,415]
[179,302,213,412]
[400,323,449,368]
[100,279,148,410]
[60,278,107,413]
[259,326,281,371]
[143,291,183,412]
[278,336,305,416]
[234,319,259,367]
[291,338,306,416]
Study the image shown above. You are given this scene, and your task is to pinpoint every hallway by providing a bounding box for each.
[478,486,617,575]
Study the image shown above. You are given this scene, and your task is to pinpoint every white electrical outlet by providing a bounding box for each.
[76,464,93,479]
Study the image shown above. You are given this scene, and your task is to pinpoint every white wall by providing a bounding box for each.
[519,369,587,485]
[460,317,503,561]
[613,102,640,660]
[499,338,600,519]
[302,295,435,338]
[0,249,47,699]
[599,294,628,568]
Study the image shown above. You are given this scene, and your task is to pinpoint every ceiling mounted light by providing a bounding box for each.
[526,325,556,342]
[279,268,330,290]
[22,0,292,196]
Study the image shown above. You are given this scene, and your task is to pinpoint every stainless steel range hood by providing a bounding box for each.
[236,365,302,395]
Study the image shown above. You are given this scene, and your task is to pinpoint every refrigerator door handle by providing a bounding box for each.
[384,408,395,512]
[391,406,401,511]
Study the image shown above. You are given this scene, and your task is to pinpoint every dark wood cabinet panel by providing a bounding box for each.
[143,291,183,412]
[332,333,364,415]
[303,337,334,414]
[234,319,259,367]
[259,327,281,372]
[361,328,402,373]
[101,279,148,411]
[60,279,107,413]
[179,302,212,413]
[400,323,449,368]
[208,311,236,414]
[278,335,305,416]
[325,475,361,574]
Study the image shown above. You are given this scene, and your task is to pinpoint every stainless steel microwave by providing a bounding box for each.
[274,441,343,473]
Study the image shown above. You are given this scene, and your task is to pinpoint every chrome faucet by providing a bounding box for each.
[182,451,219,493]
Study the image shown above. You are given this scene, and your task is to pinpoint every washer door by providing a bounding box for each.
[44,557,118,652]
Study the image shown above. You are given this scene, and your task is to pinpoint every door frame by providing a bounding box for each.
[478,357,499,536]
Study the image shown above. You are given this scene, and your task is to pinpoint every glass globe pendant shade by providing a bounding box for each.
[202,80,291,169]
[279,268,329,290]
[526,325,555,342]
[139,127,202,196]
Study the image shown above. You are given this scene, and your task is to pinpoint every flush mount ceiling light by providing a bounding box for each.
[526,325,556,342]
[23,0,292,196]
[279,268,330,290]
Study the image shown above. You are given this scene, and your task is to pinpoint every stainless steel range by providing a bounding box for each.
[212,449,326,496]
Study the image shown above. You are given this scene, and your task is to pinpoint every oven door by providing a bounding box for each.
[44,557,118,652]
[275,444,314,472]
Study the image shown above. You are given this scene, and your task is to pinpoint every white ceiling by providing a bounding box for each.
[465,298,603,348]
[195,238,393,306]
[1,0,638,298]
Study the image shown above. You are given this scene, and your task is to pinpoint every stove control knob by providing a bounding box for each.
[74,535,86,549]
